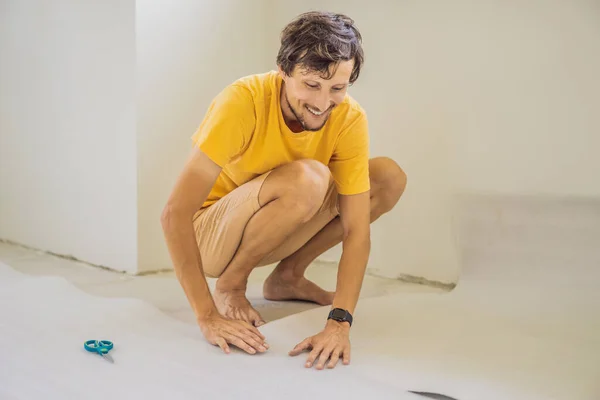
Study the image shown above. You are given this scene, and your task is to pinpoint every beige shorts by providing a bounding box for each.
[193,171,339,278]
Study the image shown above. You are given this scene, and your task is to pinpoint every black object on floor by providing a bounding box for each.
[408,391,459,400]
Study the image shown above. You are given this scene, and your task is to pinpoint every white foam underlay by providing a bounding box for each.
[1,259,598,400]
[1,197,599,399]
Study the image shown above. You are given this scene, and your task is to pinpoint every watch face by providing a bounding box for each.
[331,309,346,319]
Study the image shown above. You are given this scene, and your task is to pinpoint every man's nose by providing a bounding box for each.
[314,92,330,112]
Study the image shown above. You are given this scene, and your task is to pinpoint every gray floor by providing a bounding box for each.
[0,240,444,326]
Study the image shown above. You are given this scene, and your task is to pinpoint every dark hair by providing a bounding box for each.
[276,11,364,84]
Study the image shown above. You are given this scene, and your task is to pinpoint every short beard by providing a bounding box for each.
[284,91,329,132]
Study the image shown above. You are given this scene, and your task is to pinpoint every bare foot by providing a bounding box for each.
[263,271,335,305]
[213,288,266,327]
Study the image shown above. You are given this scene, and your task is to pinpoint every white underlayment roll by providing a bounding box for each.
[1,197,599,400]
[0,262,419,400]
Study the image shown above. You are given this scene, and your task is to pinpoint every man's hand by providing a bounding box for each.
[199,314,269,355]
[289,320,351,369]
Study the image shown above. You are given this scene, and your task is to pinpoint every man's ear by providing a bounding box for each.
[277,65,286,79]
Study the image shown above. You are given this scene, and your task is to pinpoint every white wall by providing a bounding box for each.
[135,0,272,272]
[0,0,272,274]
[271,0,600,282]
[0,0,138,273]
[3,1,597,282]
[438,0,600,198]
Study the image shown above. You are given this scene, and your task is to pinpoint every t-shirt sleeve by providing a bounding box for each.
[191,84,255,167]
[329,113,371,195]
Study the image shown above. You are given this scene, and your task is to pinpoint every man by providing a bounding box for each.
[161,11,406,370]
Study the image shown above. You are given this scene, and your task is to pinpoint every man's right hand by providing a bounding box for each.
[198,314,269,355]
[161,149,268,355]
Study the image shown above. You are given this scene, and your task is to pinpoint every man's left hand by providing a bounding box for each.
[288,319,351,369]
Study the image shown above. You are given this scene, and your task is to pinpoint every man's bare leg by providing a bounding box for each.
[213,159,332,326]
[263,157,407,301]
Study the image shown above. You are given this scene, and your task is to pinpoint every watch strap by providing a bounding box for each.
[327,308,353,327]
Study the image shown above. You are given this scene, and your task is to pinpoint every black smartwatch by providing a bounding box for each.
[327,308,353,327]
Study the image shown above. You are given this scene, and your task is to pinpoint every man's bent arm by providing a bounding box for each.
[331,191,371,316]
[161,148,222,322]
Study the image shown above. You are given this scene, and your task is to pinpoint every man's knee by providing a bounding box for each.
[281,159,331,220]
[369,157,407,212]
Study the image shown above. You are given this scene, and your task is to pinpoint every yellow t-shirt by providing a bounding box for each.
[191,70,370,209]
